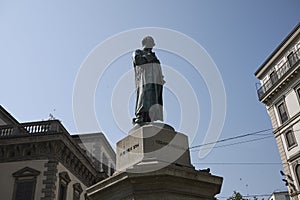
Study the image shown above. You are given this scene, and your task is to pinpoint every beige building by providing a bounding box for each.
[255,23,300,198]
[269,191,290,200]
[0,105,115,200]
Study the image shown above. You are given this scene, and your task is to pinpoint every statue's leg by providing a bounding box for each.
[143,112,151,122]
[147,84,163,122]
[133,87,144,124]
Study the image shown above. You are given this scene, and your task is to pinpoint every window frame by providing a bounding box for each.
[270,70,278,85]
[102,153,109,175]
[73,183,83,200]
[277,101,289,124]
[110,164,115,176]
[13,179,36,200]
[285,130,297,150]
[287,51,297,67]
[285,194,290,200]
[59,182,67,200]
[295,86,300,105]
[296,165,300,188]
[58,172,71,200]
[12,167,40,200]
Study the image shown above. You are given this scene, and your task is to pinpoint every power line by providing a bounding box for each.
[189,127,300,151]
[154,158,288,168]
[189,128,273,150]
[190,135,274,152]
[193,162,286,166]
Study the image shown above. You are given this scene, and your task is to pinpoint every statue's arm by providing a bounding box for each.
[132,49,156,65]
[133,50,146,65]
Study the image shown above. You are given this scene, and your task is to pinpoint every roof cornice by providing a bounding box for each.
[255,23,300,78]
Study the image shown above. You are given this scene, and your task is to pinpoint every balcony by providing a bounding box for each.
[257,49,300,101]
[0,120,67,138]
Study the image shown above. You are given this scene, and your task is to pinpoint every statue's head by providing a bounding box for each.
[142,36,155,49]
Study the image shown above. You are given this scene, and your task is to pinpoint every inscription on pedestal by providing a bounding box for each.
[119,144,140,157]
[116,124,192,172]
[155,140,186,150]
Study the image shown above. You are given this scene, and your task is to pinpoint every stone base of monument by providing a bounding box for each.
[87,165,222,200]
[87,123,223,200]
[116,123,193,172]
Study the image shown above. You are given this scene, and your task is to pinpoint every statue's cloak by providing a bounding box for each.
[133,49,164,122]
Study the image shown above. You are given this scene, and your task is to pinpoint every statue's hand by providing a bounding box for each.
[162,76,166,85]
[135,49,143,56]
[144,53,155,62]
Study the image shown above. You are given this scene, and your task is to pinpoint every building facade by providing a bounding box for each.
[72,133,116,177]
[269,191,290,200]
[255,23,300,199]
[0,105,115,200]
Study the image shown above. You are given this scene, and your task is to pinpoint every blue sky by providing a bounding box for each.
[1,0,300,198]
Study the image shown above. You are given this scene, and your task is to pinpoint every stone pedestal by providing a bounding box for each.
[87,165,223,200]
[87,123,223,200]
[116,123,193,172]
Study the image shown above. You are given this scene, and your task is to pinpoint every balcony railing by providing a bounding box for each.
[257,49,300,100]
[0,120,67,138]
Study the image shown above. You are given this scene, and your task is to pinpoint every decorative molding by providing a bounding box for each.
[0,136,103,186]
[13,167,40,178]
[288,150,300,163]
[0,119,110,196]
[59,171,71,184]
[274,112,300,136]
[73,183,83,194]
[12,167,40,200]
[289,161,300,196]
[261,64,300,105]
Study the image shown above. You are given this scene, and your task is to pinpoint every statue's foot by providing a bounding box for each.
[132,117,143,124]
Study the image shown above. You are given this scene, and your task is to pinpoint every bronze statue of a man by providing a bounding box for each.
[132,36,165,124]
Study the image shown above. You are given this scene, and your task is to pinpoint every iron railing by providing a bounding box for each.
[257,49,300,100]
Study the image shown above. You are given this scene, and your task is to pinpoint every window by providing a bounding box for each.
[12,167,40,200]
[296,87,300,103]
[59,184,67,200]
[285,194,290,200]
[285,130,297,149]
[288,52,297,67]
[262,76,270,91]
[270,71,278,84]
[58,172,71,200]
[73,183,83,200]
[296,165,300,186]
[294,85,300,106]
[297,87,300,98]
[14,180,35,200]
[277,102,289,123]
[110,164,115,176]
[102,154,109,175]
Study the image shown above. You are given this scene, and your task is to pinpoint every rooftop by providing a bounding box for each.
[255,23,300,77]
